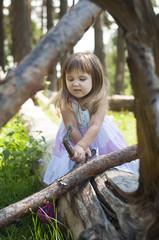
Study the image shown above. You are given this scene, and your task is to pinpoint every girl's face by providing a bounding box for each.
[66,70,92,99]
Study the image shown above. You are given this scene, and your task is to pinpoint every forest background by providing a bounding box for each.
[1,0,158,96]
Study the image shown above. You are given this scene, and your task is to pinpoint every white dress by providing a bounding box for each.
[44,101,139,185]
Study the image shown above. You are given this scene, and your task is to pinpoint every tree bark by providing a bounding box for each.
[115,26,125,94]
[94,13,107,77]
[59,0,68,19]
[10,0,32,63]
[90,0,159,238]
[46,0,54,30]
[0,0,102,128]
[58,170,138,240]
[46,0,58,92]
[0,0,5,71]
[0,144,138,229]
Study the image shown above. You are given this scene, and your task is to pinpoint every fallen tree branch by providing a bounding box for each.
[0,144,138,229]
[108,95,134,112]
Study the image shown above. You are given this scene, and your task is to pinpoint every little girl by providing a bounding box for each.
[38,52,139,221]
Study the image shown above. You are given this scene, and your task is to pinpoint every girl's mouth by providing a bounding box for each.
[74,89,81,92]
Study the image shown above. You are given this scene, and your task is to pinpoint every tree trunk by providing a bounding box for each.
[46,0,57,92]
[0,0,5,71]
[115,26,125,94]
[90,0,159,238]
[59,0,68,19]
[0,144,138,229]
[0,0,102,128]
[46,0,54,30]
[94,12,107,77]
[58,170,138,240]
[10,0,32,63]
[59,0,73,92]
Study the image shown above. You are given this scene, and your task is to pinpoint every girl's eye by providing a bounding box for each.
[80,78,86,81]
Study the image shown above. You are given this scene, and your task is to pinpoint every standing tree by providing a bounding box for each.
[46,0,57,91]
[0,0,5,71]
[10,0,32,64]
[94,13,107,77]
[59,0,73,83]
[46,0,53,30]
[114,26,125,94]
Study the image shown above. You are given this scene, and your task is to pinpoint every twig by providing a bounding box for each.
[62,125,96,162]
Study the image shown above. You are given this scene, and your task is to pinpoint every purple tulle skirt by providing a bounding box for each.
[44,115,139,185]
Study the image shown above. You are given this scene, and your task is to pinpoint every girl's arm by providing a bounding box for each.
[77,96,107,151]
[61,105,82,144]
[61,105,90,162]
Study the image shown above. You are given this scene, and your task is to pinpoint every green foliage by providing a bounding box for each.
[0,116,72,239]
[32,21,44,48]
[0,116,46,208]
[108,111,137,146]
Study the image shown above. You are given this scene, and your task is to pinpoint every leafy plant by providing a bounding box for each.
[0,116,46,208]
[0,116,73,239]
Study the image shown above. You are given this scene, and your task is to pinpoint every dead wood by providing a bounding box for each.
[0,0,102,128]
[108,95,134,112]
[0,144,138,229]
[58,170,138,240]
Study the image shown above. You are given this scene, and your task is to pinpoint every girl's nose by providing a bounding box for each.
[73,79,79,86]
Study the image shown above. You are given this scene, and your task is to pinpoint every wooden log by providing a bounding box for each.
[57,169,138,240]
[57,179,120,239]
[0,144,138,229]
[57,127,139,239]
[108,95,134,112]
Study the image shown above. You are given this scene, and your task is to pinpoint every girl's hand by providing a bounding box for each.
[71,144,85,162]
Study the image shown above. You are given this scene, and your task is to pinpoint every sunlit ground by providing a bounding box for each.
[108,111,137,146]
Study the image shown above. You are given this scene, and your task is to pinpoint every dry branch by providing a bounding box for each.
[0,144,138,229]
[0,0,102,127]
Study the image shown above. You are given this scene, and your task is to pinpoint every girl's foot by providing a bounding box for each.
[38,203,54,222]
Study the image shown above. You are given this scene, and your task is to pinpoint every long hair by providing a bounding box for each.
[55,52,109,113]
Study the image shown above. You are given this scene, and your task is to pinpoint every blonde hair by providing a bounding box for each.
[55,52,109,113]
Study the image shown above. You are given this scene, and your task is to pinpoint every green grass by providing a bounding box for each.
[108,110,137,146]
